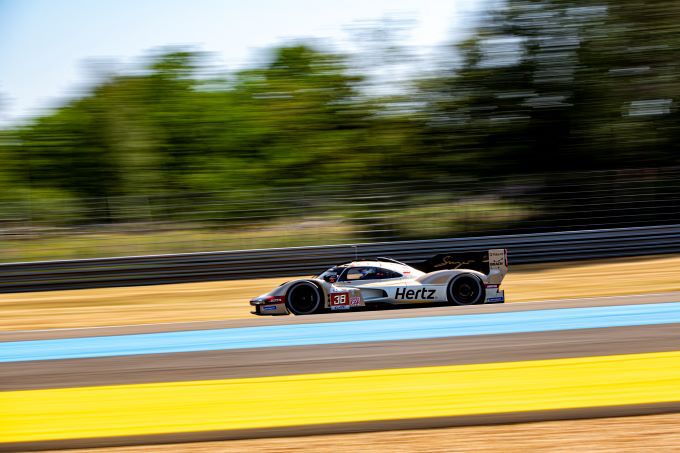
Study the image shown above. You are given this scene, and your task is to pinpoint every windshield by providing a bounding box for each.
[341,266,403,281]
[316,266,345,280]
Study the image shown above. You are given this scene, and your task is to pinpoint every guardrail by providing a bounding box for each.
[2,224,679,293]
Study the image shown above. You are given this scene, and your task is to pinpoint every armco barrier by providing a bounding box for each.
[1,224,680,293]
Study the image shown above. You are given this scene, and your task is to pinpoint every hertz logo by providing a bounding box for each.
[395,287,436,300]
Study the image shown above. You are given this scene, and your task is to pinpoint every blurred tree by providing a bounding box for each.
[419,0,680,176]
[185,44,378,190]
[4,44,396,212]
[1,0,679,227]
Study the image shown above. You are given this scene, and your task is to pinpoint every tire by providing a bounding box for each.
[447,274,485,305]
[286,282,324,315]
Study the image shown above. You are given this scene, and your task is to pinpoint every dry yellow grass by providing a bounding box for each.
[2,254,679,331]
[502,253,680,301]
[50,412,680,453]
[0,277,284,331]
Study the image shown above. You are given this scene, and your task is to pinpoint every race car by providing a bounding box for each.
[250,248,508,315]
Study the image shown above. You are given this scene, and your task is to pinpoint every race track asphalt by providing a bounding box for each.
[3,323,679,390]
[2,292,680,451]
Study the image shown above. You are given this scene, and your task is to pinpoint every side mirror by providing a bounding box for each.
[324,275,337,283]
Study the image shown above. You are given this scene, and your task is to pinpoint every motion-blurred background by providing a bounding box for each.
[1,0,679,263]
[4,3,680,451]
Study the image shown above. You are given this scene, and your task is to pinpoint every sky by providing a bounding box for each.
[0,0,484,126]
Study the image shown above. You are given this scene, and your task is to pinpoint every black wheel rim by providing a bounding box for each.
[289,284,319,314]
[451,276,481,305]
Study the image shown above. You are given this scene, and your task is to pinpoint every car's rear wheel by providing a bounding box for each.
[447,274,484,305]
[286,282,324,315]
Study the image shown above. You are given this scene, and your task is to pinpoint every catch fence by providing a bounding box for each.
[1,167,679,263]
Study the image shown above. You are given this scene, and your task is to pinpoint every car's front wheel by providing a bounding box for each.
[447,274,484,305]
[286,282,324,315]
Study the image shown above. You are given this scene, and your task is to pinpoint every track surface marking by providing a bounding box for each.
[3,350,680,444]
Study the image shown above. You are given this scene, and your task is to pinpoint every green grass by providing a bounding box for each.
[0,220,356,263]
[395,198,532,238]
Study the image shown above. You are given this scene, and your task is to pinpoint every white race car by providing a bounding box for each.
[250,249,508,315]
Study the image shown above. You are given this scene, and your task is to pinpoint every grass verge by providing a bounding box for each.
[55,412,680,453]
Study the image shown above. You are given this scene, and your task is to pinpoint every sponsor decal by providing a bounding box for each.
[434,257,475,269]
[395,287,436,300]
[489,250,506,267]
[485,284,499,289]
[263,295,285,304]
[350,296,361,306]
[263,305,278,311]
[487,296,504,302]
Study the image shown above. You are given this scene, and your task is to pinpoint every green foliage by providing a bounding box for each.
[2,0,680,231]
[420,1,680,174]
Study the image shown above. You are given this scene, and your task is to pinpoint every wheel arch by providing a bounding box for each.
[302,279,329,308]
[446,272,486,305]
[284,279,329,315]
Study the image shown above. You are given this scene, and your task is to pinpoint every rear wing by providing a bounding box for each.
[414,249,508,284]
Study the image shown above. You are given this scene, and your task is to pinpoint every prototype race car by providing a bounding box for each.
[250,249,508,315]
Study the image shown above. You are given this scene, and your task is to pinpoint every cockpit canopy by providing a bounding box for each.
[317,266,344,283]
[317,263,404,283]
